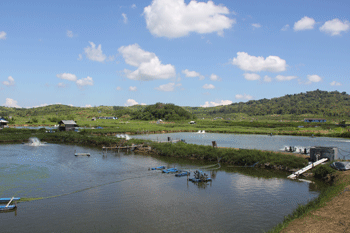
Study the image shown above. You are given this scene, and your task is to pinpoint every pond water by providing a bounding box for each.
[132,132,350,160]
[0,142,324,233]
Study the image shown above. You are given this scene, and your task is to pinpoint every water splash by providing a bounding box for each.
[28,137,43,146]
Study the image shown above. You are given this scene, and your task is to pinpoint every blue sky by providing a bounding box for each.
[1,0,349,108]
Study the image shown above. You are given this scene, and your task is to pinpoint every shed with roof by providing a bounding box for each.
[0,118,9,128]
[58,120,78,131]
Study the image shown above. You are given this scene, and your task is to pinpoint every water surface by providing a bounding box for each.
[0,143,323,233]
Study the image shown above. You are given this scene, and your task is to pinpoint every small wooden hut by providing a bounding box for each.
[0,118,9,128]
[58,120,78,131]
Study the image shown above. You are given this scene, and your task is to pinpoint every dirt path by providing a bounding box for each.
[281,170,350,233]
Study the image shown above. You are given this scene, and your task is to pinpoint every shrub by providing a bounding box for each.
[313,164,335,179]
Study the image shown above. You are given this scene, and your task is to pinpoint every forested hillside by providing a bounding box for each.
[189,90,350,119]
[0,90,349,121]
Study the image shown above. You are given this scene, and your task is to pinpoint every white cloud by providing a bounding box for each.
[281,24,290,31]
[201,100,232,107]
[252,23,261,28]
[263,75,272,82]
[77,54,83,60]
[232,52,287,72]
[235,94,254,100]
[83,104,92,108]
[243,73,260,81]
[182,69,204,80]
[57,82,68,88]
[67,30,73,38]
[306,74,322,84]
[116,86,122,91]
[129,86,137,91]
[4,98,20,108]
[76,76,94,86]
[154,82,181,92]
[118,44,176,81]
[294,16,315,31]
[124,99,144,106]
[275,75,297,81]
[143,0,235,38]
[84,41,107,62]
[209,74,221,81]
[330,81,342,86]
[0,31,7,40]
[56,73,77,81]
[3,76,15,86]
[131,4,136,9]
[202,84,215,89]
[320,18,350,36]
[122,13,128,24]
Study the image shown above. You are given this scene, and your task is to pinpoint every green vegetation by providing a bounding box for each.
[132,103,196,120]
[148,142,307,169]
[313,163,336,179]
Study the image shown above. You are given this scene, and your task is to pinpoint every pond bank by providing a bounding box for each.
[269,170,350,233]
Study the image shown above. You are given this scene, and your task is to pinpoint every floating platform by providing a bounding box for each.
[175,171,190,177]
[162,168,179,173]
[75,153,90,156]
[151,166,166,170]
[0,197,20,203]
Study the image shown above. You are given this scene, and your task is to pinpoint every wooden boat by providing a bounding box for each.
[162,168,179,173]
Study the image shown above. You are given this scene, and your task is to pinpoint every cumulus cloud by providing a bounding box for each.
[306,74,322,84]
[320,18,350,36]
[3,76,15,86]
[143,0,235,38]
[330,81,342,86]
[294,16,315,31]
[4,98,20,108]
[124,99,146,106]
[118,43,176,81]
[57,82,68,88]
[0,31,7,40]
[67,30,74,38]
[122,13,128,24]
[202,84,215,89]
[76,76,94,87]
[232,52,287,72]
[235,94,254,100]
[252,23,261,28]
[77,54,83,60]
[131,4,136,8]
[84,42,107,62]
[263,75,272,82]
[83,104,92,108]
[209,74,221,81]
[275,75,297,81]
[129,86,137,91]
[155,82,181,92]
[201,100,232,108]
[56,73,77,81]
[116,86,122,91]
[182,69,204,80]
[243,73,260,81]
[281,24,290,31]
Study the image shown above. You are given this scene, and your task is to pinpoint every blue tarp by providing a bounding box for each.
[151,166,166,170]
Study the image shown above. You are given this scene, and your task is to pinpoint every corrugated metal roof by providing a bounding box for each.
[59,120,77,125]
[0,118,9,123]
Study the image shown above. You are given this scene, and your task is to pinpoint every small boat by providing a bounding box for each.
[162,168,179,173]
[0,197,20,203]
[151,166,166,170]
[0,205,16,211]
[175,171,190,177]
[74,150,90,156]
